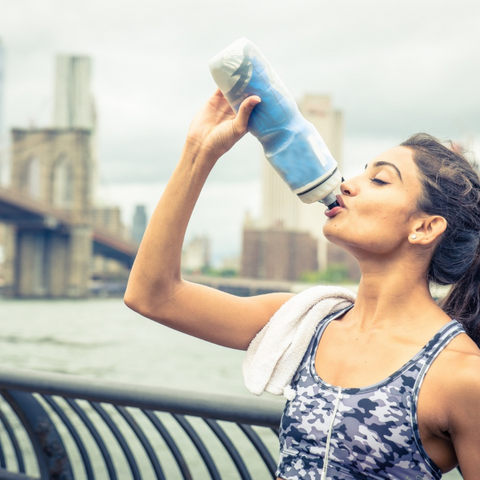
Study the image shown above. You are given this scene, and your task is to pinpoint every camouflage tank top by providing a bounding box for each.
[277,306,465,480]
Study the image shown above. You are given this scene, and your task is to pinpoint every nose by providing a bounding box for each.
[340,178,358,196]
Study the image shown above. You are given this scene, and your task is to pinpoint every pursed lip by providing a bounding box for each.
[335,194,346,209]
[324,195,346,218]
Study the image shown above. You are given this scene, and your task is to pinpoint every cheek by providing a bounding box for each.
[323,208,409,249]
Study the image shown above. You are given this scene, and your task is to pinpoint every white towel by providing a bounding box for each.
[243,285,356,398]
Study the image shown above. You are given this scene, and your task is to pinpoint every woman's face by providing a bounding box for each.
[323,146,424,256]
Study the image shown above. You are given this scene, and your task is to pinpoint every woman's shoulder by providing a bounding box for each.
[422,329,479,399]
[437,332,480,401]
[445,329,480,359]
[437,335,480,459]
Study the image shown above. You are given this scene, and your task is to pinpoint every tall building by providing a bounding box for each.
[92,206,124,236]
[0,38,4,127]
[91,205,129,279]
[53,55,94,130]
[241,220,318,281]
[131,205,148,245]
[181,236,210,273]
[53,55,98,200]
[0,38,5,183]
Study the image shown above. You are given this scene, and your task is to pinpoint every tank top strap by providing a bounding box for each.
[415,319,466,381]
[410,319,466,472]
[305,304,355,359]
[412,319,466,404]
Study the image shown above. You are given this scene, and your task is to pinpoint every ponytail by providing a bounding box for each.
[401,133,480,347]
[440,251,480,346]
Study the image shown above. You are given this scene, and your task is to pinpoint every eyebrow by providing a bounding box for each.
[364,161,403,182]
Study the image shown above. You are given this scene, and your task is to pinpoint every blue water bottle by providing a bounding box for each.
[209,38,342,209]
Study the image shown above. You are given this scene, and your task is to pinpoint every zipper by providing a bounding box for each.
[321,386,343,480]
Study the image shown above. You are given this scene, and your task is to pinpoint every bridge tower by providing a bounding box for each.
[3,128,93,297]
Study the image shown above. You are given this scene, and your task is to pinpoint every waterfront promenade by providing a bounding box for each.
[0,297,462,479]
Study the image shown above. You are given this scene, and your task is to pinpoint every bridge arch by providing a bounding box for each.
[6,128,123,297]
[51,154,74,208]
[21,156,41,199]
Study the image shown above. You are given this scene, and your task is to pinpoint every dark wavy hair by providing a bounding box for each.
[400,133,480,346]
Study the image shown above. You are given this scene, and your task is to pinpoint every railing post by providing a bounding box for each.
[2,390,73,480]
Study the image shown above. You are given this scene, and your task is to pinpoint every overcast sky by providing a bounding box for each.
[1,0,479,261]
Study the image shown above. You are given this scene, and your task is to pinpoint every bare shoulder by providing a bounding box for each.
[441,332,480,380]
[436,333,480,477]
[439,333,480,417]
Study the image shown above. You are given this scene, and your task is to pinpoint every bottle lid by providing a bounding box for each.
[297,169,343,204]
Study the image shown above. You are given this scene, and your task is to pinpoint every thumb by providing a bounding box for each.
[234,96,261,135]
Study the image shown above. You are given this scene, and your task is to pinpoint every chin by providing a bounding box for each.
[323,224,345,243]
[323,232,367,257]
[323,230,348,249]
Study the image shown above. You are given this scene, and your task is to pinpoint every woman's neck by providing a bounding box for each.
[351,256,446,333]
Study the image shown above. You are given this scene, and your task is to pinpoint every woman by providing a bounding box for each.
[124,90,480,479]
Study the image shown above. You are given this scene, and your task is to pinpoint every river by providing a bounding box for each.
[0,298,462,479]
[0,297,255,397]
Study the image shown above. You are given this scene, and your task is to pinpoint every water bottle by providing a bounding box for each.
[209,37,342,209]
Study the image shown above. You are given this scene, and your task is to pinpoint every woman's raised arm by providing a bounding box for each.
[124,90,293,350]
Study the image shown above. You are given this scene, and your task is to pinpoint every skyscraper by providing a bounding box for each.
[131,205,148,245]
[181,236,211,273]
[0,39,4,130]
[53,55,98,200]
[53,55,94,130]
[0,38,6,185]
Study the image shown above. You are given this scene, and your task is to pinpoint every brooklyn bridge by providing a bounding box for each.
[0,125,302,299]
[0,53,317,299]
[0,127,138,298]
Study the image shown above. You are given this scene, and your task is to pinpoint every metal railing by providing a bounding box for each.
[0,367,464,480]
[0,367,284,479]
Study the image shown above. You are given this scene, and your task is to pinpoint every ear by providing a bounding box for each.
[409,215,447,246]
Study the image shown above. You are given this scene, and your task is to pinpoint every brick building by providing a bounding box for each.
[241,222,317,281]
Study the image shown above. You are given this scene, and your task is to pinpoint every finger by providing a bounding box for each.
[210,88,236,115]
[234,96,261,135]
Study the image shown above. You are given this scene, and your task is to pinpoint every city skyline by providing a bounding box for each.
[1,1,479,182]
[0,0,479,264]
[0,38,4,138]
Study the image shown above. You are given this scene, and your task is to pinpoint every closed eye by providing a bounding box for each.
[369,178,390,186]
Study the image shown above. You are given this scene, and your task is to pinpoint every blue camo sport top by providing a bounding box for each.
[277,306,465,480]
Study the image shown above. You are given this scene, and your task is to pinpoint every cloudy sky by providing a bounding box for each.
[1,0,479,262]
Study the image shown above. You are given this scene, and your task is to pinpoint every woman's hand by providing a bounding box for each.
[185,89,261,159]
